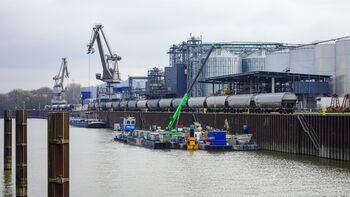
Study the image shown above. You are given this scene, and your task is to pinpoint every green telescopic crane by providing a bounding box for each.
[166,45,216,131]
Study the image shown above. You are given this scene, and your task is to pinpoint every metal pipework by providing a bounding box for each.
[16,110,27,197]
[4,110,12,170]
[48,112,69,197]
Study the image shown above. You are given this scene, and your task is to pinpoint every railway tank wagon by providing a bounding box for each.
[226,94,254,113]
[112,101,120,111]
[127,100,138,111]
[119,101,128,111]
[205,95,228,112]
[136,100,147,111]
[188,97,207,112]
[253,92,297,113]
[147,99,161,111]
[158,98,173,112]
[171,98,188,111]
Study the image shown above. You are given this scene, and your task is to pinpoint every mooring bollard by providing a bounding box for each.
[16,110,27,197]
[4,110,12,170]
[48,112,69,197]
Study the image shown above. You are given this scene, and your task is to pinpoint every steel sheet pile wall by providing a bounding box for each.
[101,111,350,161]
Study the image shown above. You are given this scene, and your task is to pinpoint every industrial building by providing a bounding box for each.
[167,35,298,97]
[167,35,350,109]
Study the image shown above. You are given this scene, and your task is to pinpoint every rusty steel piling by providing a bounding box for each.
[48,112,69,197]
[4,110,12,170]
[16,110,27,197]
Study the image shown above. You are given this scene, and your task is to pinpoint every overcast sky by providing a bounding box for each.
[0,0,349,93]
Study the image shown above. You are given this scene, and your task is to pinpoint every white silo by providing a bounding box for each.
[265,50,290,72]
[290,47,315,74]
[202,48,242,96]
[315,43,336,93]
[242,50,266,72]
[335,39,350,96]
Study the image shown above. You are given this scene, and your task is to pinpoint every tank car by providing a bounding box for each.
[112,101,120,111]
[119,101,128,110]
[158,98,173,111]
[253,92,297,113]
[147,99,160,111]
[187,97,207,111]
[136,100,147,110]
[226,94,254,113]
[127,100,138,111]
[206,95,228,112]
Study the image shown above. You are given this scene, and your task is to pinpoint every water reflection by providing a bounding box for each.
[0,119,349,196]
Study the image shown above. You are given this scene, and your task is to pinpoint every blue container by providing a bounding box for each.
[80,91,92,100]
[207,131,226,146]
[243,125,249,134]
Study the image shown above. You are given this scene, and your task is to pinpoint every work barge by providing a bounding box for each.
[95,111,350,161]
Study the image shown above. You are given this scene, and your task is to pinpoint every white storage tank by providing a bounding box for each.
[242,50,266,72]
[202,48,242,96]
[290,47,315,74]
[335,39,350,96]
[315,43,336,93]
[265,50,290,72]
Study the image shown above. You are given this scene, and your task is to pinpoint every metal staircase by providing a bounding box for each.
[297,115,320,150]
[139,111,146,130]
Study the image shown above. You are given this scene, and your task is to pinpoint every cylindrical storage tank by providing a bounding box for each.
[202,48,242,96]
[265,50,290,72]
[136,100,147,109]
[105,102,113,109]
[159,98,173,108]
[335,39,350,96]
[127,100,137,110]
[119,101,128,109]
[226,94,254,108]
[242,50,266,72]
[315,43,336,93]
[147,99,160,109]
[290,47,315,74]
[112,101,120,110]
[171,98,184,108]
[205,96,228,108]
[188,97,207,108]
[254,92,297,108]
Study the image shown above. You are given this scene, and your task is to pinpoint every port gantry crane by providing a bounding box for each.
[87,24,122,102]
[51,58,69,106]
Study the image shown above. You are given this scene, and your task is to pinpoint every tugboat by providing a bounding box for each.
[114,117,136,142]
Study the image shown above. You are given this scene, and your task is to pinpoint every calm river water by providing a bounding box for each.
[0,119,350,196]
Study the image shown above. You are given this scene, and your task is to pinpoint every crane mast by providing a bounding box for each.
[87,24,121,102]
[52,58,69,106]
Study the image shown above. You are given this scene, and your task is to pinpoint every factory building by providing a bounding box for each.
[164,64,187,97]
[167,35,297,97]
[167,36,350,109]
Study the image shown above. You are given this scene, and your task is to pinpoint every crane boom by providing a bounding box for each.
[52,58,69,106]
[166,46,216,131]
[87,24,121,83]
[53,58,69,92]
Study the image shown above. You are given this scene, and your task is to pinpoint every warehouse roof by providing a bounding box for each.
[200,71,331,84]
